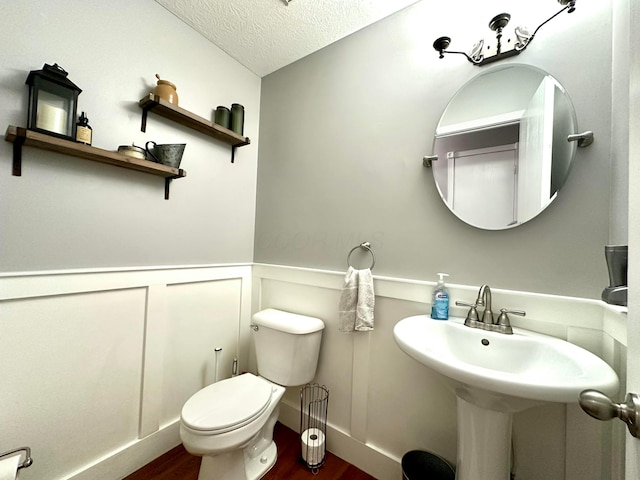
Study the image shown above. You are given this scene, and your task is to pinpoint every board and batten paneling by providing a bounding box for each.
[0,263,626,479]
[253,263,626,480]
[2,289,146,480]
[0,265,252,480]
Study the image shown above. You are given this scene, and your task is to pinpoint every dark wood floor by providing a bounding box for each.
[125,422,376,480]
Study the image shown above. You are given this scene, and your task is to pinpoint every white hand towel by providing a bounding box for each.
[339,267,375,332]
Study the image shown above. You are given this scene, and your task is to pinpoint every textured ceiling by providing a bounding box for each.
[154,0,422,77]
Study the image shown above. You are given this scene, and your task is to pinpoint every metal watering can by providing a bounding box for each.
[145,141,186,168]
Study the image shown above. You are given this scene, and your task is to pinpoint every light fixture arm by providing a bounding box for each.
[443,50,477,65]
[525,0,576,48]
[432,37,476,64]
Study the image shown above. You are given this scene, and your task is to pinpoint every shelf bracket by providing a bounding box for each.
[141,105,154,133]
[164,178,172,200]
[231,146,237,164]
[12,133,26,176]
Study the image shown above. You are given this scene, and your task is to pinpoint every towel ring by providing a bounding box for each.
[347,242,376,270]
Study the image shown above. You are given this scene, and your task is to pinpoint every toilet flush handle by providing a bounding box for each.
[250,324,259,331]
[579,389,640,438]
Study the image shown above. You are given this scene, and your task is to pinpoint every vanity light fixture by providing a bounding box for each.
[433,0,576,66]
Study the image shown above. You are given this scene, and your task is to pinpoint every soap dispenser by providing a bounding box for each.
[431,273,450,320]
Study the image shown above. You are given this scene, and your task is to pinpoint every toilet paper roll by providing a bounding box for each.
[0,453,21,480]
[301,428,326,466]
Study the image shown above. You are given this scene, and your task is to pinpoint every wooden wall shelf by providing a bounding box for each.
[139,94,250,162]
[5,125,186,199]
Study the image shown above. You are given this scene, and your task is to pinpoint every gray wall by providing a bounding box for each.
[256,0,616,299]
[0,0,261,272]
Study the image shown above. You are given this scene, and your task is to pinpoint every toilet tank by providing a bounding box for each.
[252,308,324,386]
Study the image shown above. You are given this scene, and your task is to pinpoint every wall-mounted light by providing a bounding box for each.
[433,0,576,66]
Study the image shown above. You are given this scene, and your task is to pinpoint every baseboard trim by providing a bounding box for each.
[66,405,402,480]
[66,421,181,480]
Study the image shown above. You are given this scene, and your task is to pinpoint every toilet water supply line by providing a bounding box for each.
[214,347,222,383]
[212,348,239,383]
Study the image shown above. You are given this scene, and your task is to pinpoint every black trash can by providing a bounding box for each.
[401,450,455,480]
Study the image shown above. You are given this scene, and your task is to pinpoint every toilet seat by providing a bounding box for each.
[181,374,273,435]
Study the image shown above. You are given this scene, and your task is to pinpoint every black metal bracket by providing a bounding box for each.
[12,133,26,176]
[140,105,155,133]
[164,173,185,200]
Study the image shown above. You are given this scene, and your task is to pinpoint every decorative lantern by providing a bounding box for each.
[26,63,81,141]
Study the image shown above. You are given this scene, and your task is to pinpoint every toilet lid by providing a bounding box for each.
[181,373,273,434]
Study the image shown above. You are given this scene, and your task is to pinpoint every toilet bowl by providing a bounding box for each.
[179,309,325,480]
[180,373,285,480]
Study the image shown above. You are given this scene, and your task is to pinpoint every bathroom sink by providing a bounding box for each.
[393,315,619,410]
[394,314,620,479]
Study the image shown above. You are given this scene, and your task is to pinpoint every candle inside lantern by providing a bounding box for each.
[35,90,68,135]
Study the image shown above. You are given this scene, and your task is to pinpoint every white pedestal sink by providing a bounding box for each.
[393,315,619,480]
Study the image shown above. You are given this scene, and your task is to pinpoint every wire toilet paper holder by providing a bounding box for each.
[300,383,329,472]
[0,446,33,470]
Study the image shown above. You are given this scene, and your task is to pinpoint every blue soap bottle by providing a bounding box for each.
[430,273,450,320]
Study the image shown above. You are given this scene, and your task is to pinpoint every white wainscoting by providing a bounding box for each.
[0,263,627,479]
[253,263,627,480]
[0,265,253,480]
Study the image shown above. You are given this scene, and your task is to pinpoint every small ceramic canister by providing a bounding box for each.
[152,74,179,106]
[118,144,146,160]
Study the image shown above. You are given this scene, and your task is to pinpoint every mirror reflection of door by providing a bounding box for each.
[448,144,519,229]
[518,76,555,221]
[434,123,520,228]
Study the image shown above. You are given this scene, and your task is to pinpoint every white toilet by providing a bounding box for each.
[179,308,325,480]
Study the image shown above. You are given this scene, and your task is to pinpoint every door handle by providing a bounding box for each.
[579,389,640,438]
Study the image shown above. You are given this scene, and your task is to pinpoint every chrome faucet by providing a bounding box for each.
[456,284,526,335]
[478,284,493,324]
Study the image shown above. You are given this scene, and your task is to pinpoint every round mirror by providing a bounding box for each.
[432,64,578,230]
